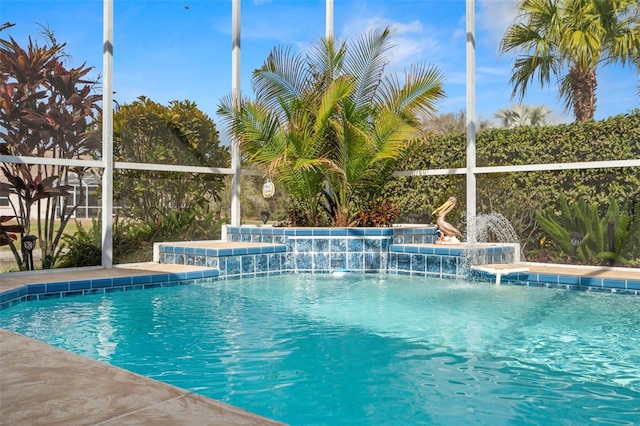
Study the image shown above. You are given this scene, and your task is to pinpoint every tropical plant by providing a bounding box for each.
[56,219,101,268]
[0,216,23,253]
[0,23,100,269]
[57,209,227,268]
[536,194,639,265]
[219,27,445,226]
[113,96,229,224]
[500,0,640,122]
[494,104,551,128]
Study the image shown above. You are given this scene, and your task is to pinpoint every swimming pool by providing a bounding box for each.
[1,274,638,424]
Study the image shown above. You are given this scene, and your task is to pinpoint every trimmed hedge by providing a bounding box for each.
[384,110,640,263]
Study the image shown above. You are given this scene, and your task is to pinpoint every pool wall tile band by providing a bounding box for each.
[0,269,220,310]
[159,226,514,280]
[470,269,640,294]
[2,226,638,309]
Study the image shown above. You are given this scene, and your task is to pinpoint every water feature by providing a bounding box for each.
[475,212,520,246]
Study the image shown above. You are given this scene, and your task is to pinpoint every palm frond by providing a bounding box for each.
[252,45,310,112]
[345,27,394,114]
[379,62,445,120]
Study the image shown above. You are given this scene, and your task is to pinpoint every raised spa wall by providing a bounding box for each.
[156,225,517,280]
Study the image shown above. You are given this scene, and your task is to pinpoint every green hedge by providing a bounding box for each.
[384,111,640,263]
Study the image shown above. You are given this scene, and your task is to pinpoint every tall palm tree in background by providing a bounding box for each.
[494,104,552,128]
[500,0,640,122]
[219,28,445,226]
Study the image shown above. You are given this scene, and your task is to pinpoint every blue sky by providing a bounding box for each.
[2,0,639,143]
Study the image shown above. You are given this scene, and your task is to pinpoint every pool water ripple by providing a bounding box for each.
[1,274,639,424]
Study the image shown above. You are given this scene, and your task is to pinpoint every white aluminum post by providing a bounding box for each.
[231,0,242,226]
[102,0,114,267]
[326,0,334,39]
[465,0,477,244]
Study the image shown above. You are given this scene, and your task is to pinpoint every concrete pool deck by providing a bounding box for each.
[0,262,283,426]
[1,258,638,424]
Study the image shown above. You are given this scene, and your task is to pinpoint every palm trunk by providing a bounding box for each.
[569,67,597,122]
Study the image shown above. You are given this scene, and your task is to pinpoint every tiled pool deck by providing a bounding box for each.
[1,238,639,424]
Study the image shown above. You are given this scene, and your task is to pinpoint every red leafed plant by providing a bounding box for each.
[1,22,101,269]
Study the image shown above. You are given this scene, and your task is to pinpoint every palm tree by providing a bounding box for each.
[500,0,640,122]
[494,104,552,127]
[219,28,445,226]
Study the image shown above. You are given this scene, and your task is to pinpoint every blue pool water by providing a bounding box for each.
[1,274,639,424]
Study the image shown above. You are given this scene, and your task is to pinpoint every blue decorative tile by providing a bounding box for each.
[255,254,268,272]
[397,253,411,271]
[112,277,132,287]
[365,253,381,271]
[313,239,329,253]
[580,276,603,287]
[627,280,640,290]
[536,274,558,284]
[388,253,397,270]
[348,239,363,253]
[227,257,241,275]
[314,252,329,270]
[45,282,69,293]
[185,271,204,280]
[91,278,112,289]
[330,239,346,252]
[68,280,92,291]
[151,274,170,283]
[426,256,441,274]
[206,256,219,269]
[411,254,425,273]
[217,258,227,275]
[242,256,255,274]
[442,256,457,275]
[348,252,363,270]
[296,253,312,270]
[602,279,626,289]
[364,239,381,253]
[0,291,15,304]
[284,253,295,271]
[268,254,281,271]
[558,275,580,285]
[330,253,346,269]
[247,246,261,255]
[296,239,312,253]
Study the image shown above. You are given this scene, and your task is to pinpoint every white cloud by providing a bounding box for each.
[338,15,441,69]
[476,0,519,49]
